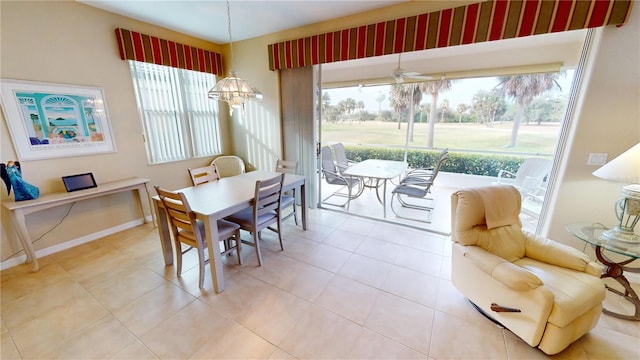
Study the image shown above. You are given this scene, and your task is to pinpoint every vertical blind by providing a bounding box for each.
[129,61,221,164]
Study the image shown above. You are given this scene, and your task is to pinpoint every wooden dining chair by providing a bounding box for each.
[155,186,242,288]
[275,159,299,226]
[188,164,220,186]
[224,174,284,266]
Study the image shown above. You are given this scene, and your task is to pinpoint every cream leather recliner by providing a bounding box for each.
[451,185,605,355]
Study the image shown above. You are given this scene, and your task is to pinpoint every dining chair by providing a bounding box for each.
[188,164,220,186]
[211,155,246,178]
[275,159,299,226]
[224,173,284,266]
[155,186,242,288]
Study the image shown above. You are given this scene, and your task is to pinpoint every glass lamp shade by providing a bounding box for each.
[208,72,263,115]
[592,143,640,243]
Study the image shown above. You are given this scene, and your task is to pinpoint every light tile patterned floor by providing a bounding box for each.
[1,208,639,359]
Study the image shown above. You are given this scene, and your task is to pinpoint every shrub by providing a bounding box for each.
[343,146,539,177]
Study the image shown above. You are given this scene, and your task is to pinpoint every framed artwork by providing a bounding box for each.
[0,79,116,161]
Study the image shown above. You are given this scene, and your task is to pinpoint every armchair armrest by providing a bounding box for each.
[524,231,603,276]
[463,246,543,291]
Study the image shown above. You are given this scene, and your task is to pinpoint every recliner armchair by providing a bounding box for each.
[451,185,605,355]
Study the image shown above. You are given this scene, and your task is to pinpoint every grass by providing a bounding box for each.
[322,121,560,155]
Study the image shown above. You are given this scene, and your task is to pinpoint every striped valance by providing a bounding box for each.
[268,0,633,71]
[115,28,224,74]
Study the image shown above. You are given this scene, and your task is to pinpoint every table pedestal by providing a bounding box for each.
[595,247,640,321]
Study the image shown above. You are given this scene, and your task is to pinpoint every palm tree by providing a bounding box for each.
[422,78,452,148]
[439,99,449,122]
[374,92,386,116]
[498,73,562,147]
[456,103,468,123]
[389,84,409,130]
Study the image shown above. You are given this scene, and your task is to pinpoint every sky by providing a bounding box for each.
[324,71,575,112]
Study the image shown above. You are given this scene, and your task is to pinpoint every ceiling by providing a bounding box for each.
[79,0,587,86]
[78,0,407,43]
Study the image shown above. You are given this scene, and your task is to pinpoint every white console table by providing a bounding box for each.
[2,177,153,271]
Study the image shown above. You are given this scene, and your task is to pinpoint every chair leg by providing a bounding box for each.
[175,241,183,277]
[234,229,242,265]
[253,232,263,266]
[196,244,206,289]
[277,219,284,251]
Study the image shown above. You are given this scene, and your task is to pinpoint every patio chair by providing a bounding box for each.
[331,143,358,174]
[390,149,449,222]
[320,146,364,210]
[496,157,552,198]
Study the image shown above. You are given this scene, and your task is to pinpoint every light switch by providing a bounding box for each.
[587,153,608,165]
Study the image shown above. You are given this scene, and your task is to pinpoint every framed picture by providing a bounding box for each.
[0,79,116,161]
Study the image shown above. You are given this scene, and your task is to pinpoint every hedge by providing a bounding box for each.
[342,146,548,177]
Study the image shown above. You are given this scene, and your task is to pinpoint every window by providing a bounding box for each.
[129,61,222,164]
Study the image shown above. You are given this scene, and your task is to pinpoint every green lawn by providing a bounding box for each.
[322,121,560,155]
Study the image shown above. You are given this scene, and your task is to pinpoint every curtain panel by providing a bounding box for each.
[267,0,633,71]
[115,28,224,75]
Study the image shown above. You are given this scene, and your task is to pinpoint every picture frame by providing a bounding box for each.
[0,79,116,161]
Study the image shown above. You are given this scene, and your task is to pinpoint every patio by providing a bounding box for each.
[319,171,541,235]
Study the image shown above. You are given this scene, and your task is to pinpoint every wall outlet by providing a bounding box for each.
[587,153,608,165]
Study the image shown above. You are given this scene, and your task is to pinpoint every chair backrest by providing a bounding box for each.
[252,173,284,222]
[211,155,245,178]
[154,186,201,244]
[331,143,349,169]
[432,149,449,179]
[188,165,220,186]
[514,158,552,188]
[321,146,343,184]
[275,159,298,175]
[451,185,526,261]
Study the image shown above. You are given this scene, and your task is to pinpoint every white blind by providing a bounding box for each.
[129,61,221,164]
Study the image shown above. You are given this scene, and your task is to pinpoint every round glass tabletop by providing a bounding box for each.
[566,223,640,259]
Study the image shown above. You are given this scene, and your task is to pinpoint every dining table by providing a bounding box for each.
[152,170,307,293]
[342,159,407,218]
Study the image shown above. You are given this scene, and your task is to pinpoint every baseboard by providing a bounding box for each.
[0,218,146,271]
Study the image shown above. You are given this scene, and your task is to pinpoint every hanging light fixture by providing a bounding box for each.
[208,0,262,115]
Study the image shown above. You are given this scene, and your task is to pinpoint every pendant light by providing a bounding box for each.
[208,0,262,115]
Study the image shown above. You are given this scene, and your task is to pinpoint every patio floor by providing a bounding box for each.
[319,171,541,235]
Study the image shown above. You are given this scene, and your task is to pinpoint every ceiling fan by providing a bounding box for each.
[391,53,433,84]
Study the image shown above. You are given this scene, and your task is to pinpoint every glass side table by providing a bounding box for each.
[566,223,640,321]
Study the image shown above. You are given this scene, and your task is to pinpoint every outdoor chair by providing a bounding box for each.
[224,174,284,266]
[496,157,552,198]
[390,149,448,222]
[154,186,241,288]
[275,159,299,226]
[211,155,246,178]
[320,145,364,209]
[331,143,358,174]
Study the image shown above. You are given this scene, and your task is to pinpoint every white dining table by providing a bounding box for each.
[152,171,307,293]
[343,159,407,218]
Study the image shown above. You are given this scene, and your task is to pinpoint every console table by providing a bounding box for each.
[566,223,640,321]
[2,177,153,272]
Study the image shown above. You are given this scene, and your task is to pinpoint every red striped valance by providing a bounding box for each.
[115,28,224,74]
[268,0,633,71]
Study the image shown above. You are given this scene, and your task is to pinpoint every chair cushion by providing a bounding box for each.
[515,257,605,328]
[281,195,295,207]
[195,219,240,240]
[226,208,278,230]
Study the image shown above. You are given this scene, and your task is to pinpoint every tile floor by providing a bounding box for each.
[1,208,639,359]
